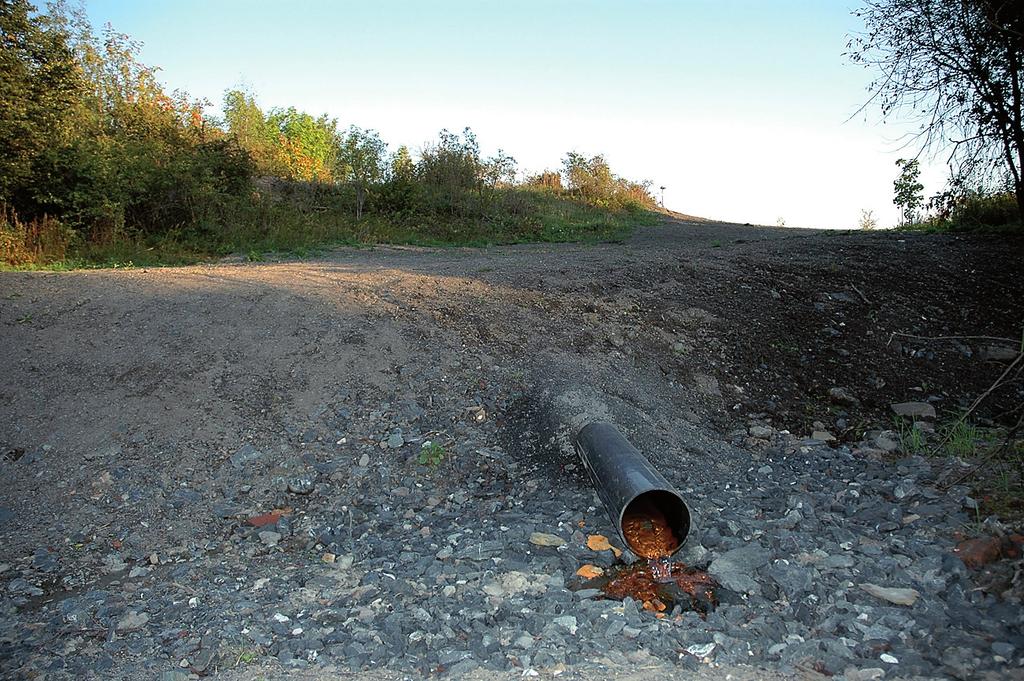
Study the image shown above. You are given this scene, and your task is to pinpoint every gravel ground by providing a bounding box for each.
[1,218,1022,680]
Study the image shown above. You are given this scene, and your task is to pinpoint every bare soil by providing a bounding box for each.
[1,217,1022,678]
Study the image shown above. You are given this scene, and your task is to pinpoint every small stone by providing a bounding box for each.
[709,543,770,595]
[748,425,774,439]
[117,610,150,631]
[879,653,898,664]
[979,345,1019,362]
[259,531,282,547]
[874,434,900,452]
[322,553,336,564]
[514,633,534,649]
[686,642,716,658]
[992,642,1015,657]
[553,615,577,634]
[386,432,404,449]
[828,387,860,407]
[287,477,315,495]
[529,532,565,547]
[160,672,191,681]
[811,430,836,443]
[890,402,936,419]
[357,453,370,467]
[7,578,44,597]
[230,444,263,467]
[859,583,920,606]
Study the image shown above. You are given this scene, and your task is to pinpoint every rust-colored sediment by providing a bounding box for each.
[600,561,716,614]
[621,500,678,558]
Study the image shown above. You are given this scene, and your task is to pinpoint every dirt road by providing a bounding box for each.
[1,218,1022,680]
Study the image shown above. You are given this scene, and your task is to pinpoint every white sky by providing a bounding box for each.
[85,0,953,229]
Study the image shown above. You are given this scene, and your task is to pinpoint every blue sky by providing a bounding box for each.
[82,0,944,228]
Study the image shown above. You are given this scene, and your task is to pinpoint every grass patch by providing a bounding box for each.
[1,190,659,271]
[895,417,927,455]
[941,420,983,458]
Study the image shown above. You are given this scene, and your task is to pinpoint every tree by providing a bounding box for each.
[223,89,280,174]
[336,125,386,219]
[267,107,337,182]
[0,0,81,210]
[894,158,925,224]
[389,145,414,182]
[849,0,1024,216]
[482,149,517,189]
[417,128,481,215]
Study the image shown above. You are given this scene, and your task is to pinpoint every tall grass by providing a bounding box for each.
[0,188,659,270]
[0,206,74,266]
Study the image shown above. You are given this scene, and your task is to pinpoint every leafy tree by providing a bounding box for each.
[389,145,414,182]
[266,107,337,182]
[561,152,656,209]
[0,0,82,210]
[894,158,925,225]
[336,125,386,219]
[417,128,482,215]
[482,149,517,189]
[849,0,1024,216]
[223,89,281,175]
[562,152,614,202]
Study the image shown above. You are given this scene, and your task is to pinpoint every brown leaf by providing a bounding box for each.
[248,509,288,527]
[586,534,624,558]
[576,564,604,579]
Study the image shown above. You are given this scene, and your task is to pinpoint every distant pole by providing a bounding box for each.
[659,186,666,207]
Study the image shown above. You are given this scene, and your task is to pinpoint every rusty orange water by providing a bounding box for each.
[621,499,678,558]
[597,561,717,616]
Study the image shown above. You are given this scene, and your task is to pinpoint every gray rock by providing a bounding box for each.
[709,543,770,595]
[287,477,315,495]
[828,387,860,407]
[259,531,282,547]
[811,430,836,443]
[860,583,920,606]
[767,560,814,597]
[992,641,1015,657]
[553,615,578,634]
[386,431,404,449]
[529,532,565,547]
[160,672,192,681]
[513,632,534,649]
[979,345,1018,362]
[230,444,263,467]
[891,401,936,419]
[7,578,44,597]
[748,425,774,439]
[117,610,150,631]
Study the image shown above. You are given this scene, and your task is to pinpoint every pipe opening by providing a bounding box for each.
[620,490,690,559]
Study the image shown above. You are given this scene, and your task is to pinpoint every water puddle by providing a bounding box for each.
[578,559,717,617]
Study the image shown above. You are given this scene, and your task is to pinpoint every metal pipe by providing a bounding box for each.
[574,422,692,558]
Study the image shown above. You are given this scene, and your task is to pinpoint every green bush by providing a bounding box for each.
[949,191,1020,229]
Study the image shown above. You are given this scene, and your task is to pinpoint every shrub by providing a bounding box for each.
[0,205,72,266]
